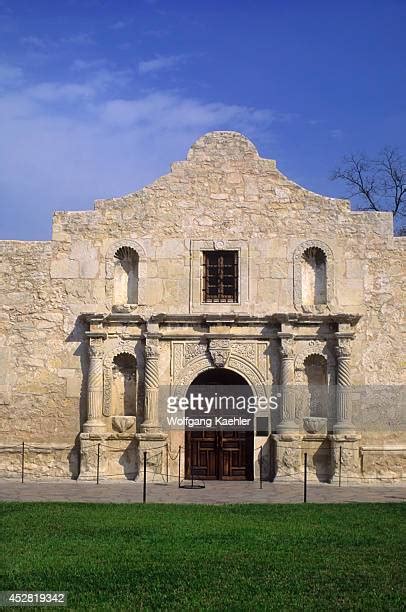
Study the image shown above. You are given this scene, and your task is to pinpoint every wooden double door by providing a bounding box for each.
[185,430,254,481]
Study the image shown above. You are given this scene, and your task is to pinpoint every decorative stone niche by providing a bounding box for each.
[105,238,147,306]
[113,246,139,305]
[294,339,336,431]
[304,353,328,418]
[293,240,334,310]
[112,352,137,417]
[302,247,327,305]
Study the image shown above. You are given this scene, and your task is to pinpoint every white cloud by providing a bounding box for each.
[71,58,108,71]
[0,61,23,87]
[110,20,132,30]
[330,129,343,141]
[20,35,47,49]
[138,54,186,74]
[61,32,95,45]
[26,81,96,102]
[0,73,275,239]
[100,93,273,132]
[21,68,133,104]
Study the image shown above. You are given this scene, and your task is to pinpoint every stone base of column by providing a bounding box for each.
[333,422,356,435]
[78,433,107,480]
[276,421,299,435]
[140,422,161,434]
[136,433,168,482]
[330,433,362,484]
[79,433,137,480]
[302,434,332,483]
[83,419,106,434]
[271,433,303,481]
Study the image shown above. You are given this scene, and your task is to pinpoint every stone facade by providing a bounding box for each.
[0,131,405,483]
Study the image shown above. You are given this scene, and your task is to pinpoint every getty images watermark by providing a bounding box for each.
[156,384,405,432]
[165,387,281,430]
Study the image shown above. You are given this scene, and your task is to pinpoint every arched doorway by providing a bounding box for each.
[185,368,254,481]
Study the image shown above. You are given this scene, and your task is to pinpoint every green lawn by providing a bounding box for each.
[0,503,405,610]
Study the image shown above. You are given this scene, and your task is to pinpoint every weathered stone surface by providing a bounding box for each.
[0,131,404,481]
[50,258,79,279]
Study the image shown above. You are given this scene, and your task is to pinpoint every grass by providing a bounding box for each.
[0,503,405,610]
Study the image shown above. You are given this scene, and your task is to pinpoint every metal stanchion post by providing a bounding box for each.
[21,441,25,484]
[259,446,263,490]
[339,445,342,488]
[143,451,147,503]
[166,443,169,483]
[304,452,307,503]
[178,445,181,488]
[191,464,194,488]
[96,443,100,485]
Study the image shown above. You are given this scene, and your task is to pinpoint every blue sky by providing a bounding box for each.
[0,0,405,239]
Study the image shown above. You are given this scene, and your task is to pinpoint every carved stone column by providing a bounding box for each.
[141,339,160,433]
[334,335,354,433]
[83,337,106,433]
[277,335,299,433]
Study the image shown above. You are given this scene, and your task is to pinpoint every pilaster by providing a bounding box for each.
[83,335,106,434]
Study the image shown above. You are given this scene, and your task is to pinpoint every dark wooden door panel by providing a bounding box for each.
[186,430,253,480]
[220,430,253,480]
[186,431,218,479]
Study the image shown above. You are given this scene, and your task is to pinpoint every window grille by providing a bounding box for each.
[202,251,238,303]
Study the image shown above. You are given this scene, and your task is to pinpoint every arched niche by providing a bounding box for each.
[102,340,139,418]
[294,342,336,426]
[112,352,137,416]
[105,239,147,306]
[113,246,139,304]
[304,353,328,417]
[302,247,327,305]
[293,240,334,309]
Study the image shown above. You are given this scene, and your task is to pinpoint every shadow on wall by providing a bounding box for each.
[269,437,334,483]
[68,440,80,479]
[65,315,89,479]
[101,438,139,481]
[313,438,333,483]
[119,439,139,480]
[258,436,272,480]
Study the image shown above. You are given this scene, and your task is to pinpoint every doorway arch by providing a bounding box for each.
[185,368,254,481]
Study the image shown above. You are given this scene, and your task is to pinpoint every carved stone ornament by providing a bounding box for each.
[112,416,136,433]
[89,340,104,359]
[303,416,327,434]
[184,342,207,364]
[145,342,159,360]
[208,339,231,368]
[280,337,295,360]
[336,338,352,359]
[231,342,256,362]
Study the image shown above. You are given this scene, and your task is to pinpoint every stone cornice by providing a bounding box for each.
[82,311,362,328]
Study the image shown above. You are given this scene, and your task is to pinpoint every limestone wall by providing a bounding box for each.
[0,131,405,479]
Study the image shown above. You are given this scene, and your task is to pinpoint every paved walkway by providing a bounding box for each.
[0,479,404,504]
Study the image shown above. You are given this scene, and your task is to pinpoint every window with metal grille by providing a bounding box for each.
[202,251,238,303]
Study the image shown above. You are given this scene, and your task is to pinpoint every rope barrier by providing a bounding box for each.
[2,439,405,488]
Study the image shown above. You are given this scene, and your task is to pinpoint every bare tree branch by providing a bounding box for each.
[332,148,406,227]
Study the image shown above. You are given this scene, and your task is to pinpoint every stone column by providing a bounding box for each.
[276,335,299,433]
[330,332,361,483]
[83,338,106,433]
[334,336,354,433]
[141,339,160,433]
